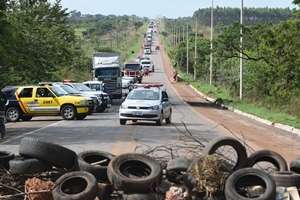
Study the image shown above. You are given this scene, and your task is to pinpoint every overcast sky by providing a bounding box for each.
[57,0,296,18]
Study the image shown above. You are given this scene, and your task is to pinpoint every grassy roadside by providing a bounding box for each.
[160,33,300,129]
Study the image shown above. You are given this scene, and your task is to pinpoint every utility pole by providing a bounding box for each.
[240,0,244,100]
[209,0,214,85]
[194,18,198,81]
[186,23,189,74]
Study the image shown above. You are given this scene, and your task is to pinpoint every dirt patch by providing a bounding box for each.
[158,39,300,163]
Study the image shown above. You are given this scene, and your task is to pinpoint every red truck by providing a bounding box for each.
[124,63,143,83]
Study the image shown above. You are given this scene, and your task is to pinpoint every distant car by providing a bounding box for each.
[83,81,104,92]
[140,59,154,72]
[0,91,7,138]
[119,84,172,126]
[155,46,160,51]
[122,76,135,89]
[64,82,111,112]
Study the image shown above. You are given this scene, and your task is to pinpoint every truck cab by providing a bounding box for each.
[124,63,143,83]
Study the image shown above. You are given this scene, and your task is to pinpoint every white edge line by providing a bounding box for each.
[1,120,64,145]
[189,84,300,136]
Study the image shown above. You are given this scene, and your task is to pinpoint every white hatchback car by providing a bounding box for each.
[119,84,172,126]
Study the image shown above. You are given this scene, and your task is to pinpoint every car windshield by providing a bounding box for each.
[127,89,160,100]
[142,61,151,65]
[72,83,92,92]
[125,64,141,71]
[51,86,69,96]
[95,67,120,77]
[88,84,102,91]
[60,85,80,94]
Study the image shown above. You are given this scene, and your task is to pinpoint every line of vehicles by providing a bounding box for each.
[0,21,172,138]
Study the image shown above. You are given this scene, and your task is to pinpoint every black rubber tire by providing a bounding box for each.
[166,157,192,184]
[165,111,172,124]
[52,171,98,200]
[225,168,276,200]
[61,105,76,120]
[9,157,51,174]
[202,136,247,171]
[120,119,126,125]
[0,151,15,169]
[76,114,87,120]
[21,116,33,121]
[290,159,300,174]
[242,150,288,171]
[78,151,115,182]
[156,114,163,126]
[271,171,300,188]
[107,153,162,193]
[123,193,157,200]
[6,107,21,122]
[19,137,78,170]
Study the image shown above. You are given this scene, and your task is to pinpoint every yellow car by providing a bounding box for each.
[5,85,90,122]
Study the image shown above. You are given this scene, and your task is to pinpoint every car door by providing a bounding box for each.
[34,87,60,114]
[17,87,36,113]
[161,91,171,118]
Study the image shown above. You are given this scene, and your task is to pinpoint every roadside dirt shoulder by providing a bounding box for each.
[159,41,300,163]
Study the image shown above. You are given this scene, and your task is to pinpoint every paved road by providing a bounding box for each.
[0,35,225,155]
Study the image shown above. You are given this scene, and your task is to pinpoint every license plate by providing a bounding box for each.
[135,111,143,116]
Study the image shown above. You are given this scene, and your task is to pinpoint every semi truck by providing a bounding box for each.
[92,52,122,99]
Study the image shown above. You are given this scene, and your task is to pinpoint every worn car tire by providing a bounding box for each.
[290,159,300,174]
[0,151,14,169]
[19,137,78,170]
[202,136,247,170]
[52,171,98,200]
[9,157,51,174]
[123,193,157,200]
[166,157,192,184]
[107,153,162,193]
[271,171,300,188]
[61,105,76,120]
[242,150,288,171]
[165,111,172,124]
[225,168,276,200]
[6,107,21,122]
[78,151,115,182]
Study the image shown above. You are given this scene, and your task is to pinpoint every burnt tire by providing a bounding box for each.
[9,157,51,174]
[271,171,300,188]
[242,150,288,171]
[290,159,300,174]
[52,171,98,200]
[78,151,115,182]
[19,137,78,170]
[202,136,247,170]
[107,153,162,193]
[166,157,192,184]
[225,168,276,200]
[0,151,14,169]
[123,193,157,200]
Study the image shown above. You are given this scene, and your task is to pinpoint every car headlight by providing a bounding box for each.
[151,105,160,110]
[121,104,127,109]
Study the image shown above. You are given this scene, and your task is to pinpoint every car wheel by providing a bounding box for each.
[76,114,87,120]
[21,116,32,121]
[120,119,126,125]
[61,105,76,120]
[6,107,21,122]
[156,114,163,126]
[166,111,172,124]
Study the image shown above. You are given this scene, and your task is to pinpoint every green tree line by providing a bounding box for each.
[162,1,300,117]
